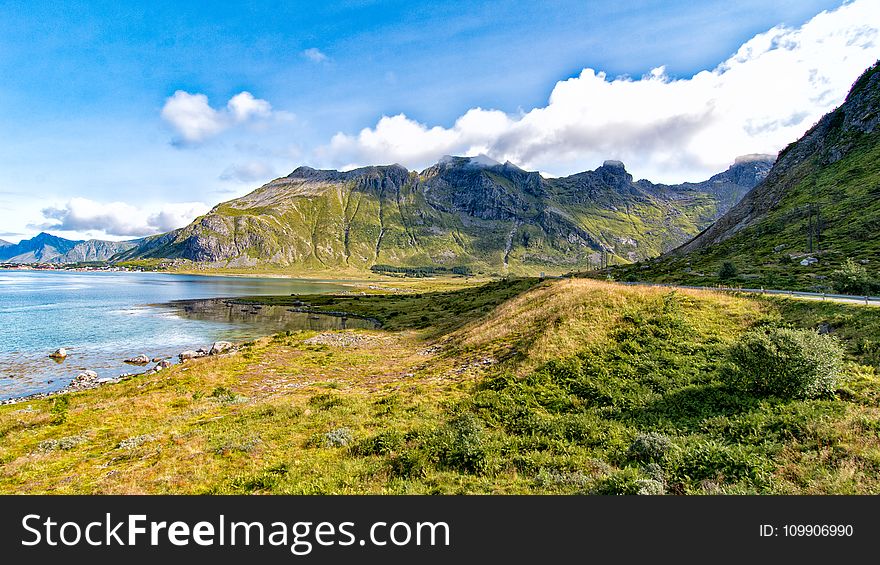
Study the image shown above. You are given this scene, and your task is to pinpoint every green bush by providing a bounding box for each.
[323,427,354,448]
[725,327,845,399]
[354,430,404,456]
[49,396,70,425]
[672,440,771,485]
[830,258,875,295]
[428,414,488,474]
[387,449,428,479]
[635,479,666,495]
[627,432,673,463]
[718,262,738,281]
[593,468,644,495]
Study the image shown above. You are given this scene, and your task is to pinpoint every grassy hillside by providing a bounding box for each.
[623,63,880,291]
[619,127,880,290]
[2,278,880,494]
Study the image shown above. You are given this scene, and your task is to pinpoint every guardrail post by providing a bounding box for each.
[822,293,825,300]
[866,296,870,305]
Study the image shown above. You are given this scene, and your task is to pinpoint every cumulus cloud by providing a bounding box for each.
[219,161,276,183]
[316,0,880,182]
[38,198,210,237]
[161,90,279,144]
[226,92,273,122]
[303,47,329,63]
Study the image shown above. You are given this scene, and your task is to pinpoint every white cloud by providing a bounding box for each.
[39,198,210,237]
[219,161,276,183]
[303,47,329,63]
[160,91,225,144]
[316,0,880,182]
[227,92,273,122]
[161,90,278,144]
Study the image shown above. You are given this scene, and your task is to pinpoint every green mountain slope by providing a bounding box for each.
[119,155,771,275]
[621,62,880,291]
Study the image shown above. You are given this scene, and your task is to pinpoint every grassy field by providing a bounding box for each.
[2,278,879,494]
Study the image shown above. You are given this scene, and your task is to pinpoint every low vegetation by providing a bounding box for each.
[830,258,877,295]
[724,327,844,399]
[1,278,879,494]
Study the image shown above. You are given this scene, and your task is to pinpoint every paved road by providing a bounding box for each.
[619,282,880,307]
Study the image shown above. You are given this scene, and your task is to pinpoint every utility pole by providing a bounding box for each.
[807,203,813,254]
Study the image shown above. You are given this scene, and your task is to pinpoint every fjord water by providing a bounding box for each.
[0,270,361,400]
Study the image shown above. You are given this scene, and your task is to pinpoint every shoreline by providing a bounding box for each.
[0,340,245,406]
[0,272,484,405]
[0,296,381,406]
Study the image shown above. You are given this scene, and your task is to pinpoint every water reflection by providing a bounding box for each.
[169,299,379,332]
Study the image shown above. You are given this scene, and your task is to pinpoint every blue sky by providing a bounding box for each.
[1,0,876,242]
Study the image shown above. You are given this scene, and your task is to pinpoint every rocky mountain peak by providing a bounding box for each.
[734,153,775,165]
[32,232,79,245]
[437,154,501,168]
[601,159,626,170]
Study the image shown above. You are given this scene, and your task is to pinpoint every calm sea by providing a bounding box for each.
[0,270,367,400]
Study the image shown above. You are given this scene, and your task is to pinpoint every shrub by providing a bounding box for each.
[116,434,158,450]
[718,262,738,281]
[37,435,87,452]
[627,432,673,463]
[324,427,354,448]
[387,449,428,479]
[672,440,771,485]
[353,430,404,456]
[635,479,666,495]
[725,327,845,399]
[210,386,240,403]
[830,258,875,295]
[593,468,644,495]
[429,414,488,474]
[50,396,69,425]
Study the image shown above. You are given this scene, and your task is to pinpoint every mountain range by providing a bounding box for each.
[0,232,137,264]
[117,154,772,274]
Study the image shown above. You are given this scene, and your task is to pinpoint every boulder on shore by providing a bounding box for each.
[179,350,206,362]
[69,370,98,390]
[209,341,233,355]
[49,348,68,359]
[154,360,173,371]
[124,354,151,364]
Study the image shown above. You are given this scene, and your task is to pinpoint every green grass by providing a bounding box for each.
[2,279,879,494]
[235,277,544,335]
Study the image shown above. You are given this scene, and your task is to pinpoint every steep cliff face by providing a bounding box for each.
[619,62,880,290]
[120,154,772,274]
[673,62,880,260]
[60,239,137,262]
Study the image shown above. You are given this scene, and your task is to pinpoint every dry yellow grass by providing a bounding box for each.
[454,278,765,374]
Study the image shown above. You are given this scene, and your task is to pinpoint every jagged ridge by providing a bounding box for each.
[119,155,772,274]
[0,233,137,264]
